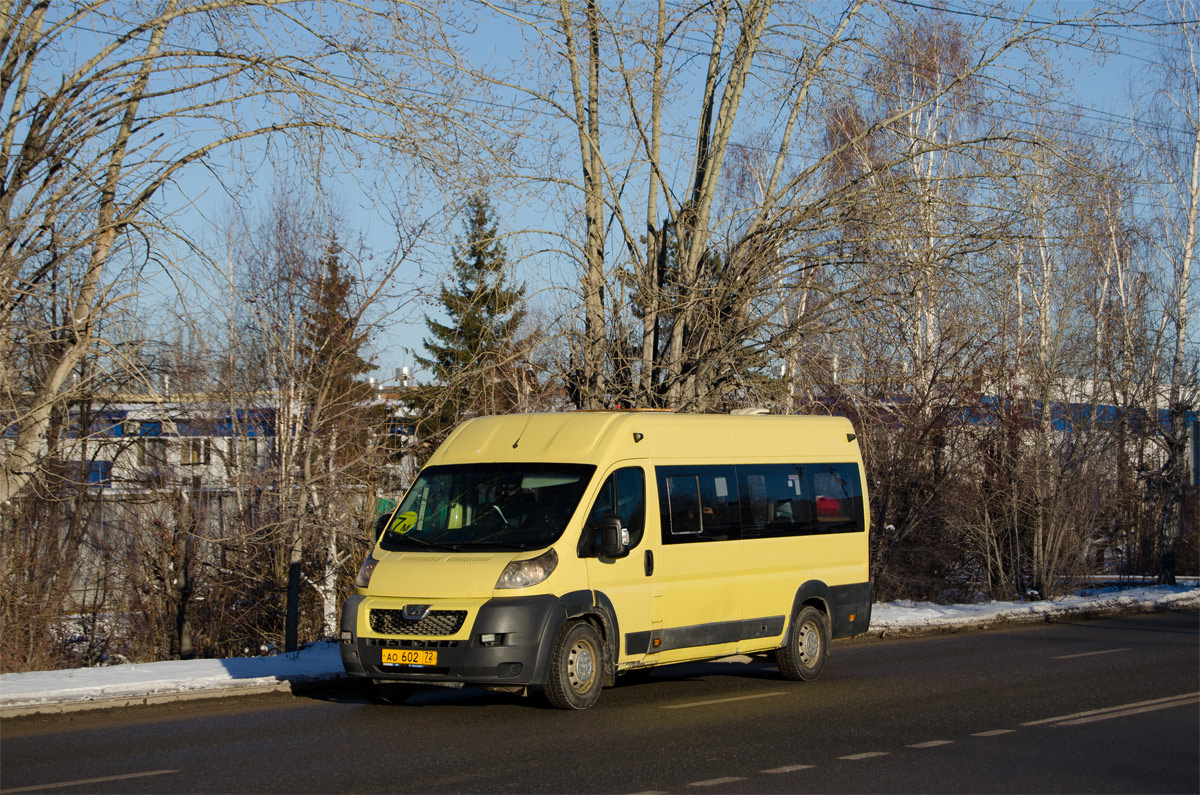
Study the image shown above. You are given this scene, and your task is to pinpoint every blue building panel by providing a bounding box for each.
[136,420,163,437]
[86,460,112,488]
[209,409,277,438]
[65,410,128,438]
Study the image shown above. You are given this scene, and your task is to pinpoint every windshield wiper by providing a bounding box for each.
[386,533,457,551]
[445,541,537,551]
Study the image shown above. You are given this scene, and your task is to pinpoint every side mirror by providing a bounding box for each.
[592,514,629,559]
[374,513,390,541]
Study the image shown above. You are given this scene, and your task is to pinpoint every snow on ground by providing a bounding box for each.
[0,642,344,711]
[870,583,1200,632]
[2,584,1197,712]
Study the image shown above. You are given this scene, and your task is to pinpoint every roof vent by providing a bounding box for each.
[729,407,769,415]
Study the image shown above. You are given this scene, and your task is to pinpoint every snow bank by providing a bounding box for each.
[0,642,343,710]
[870,585,1200,634]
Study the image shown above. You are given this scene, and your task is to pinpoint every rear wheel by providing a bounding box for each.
[545,622,604,710]
[776,605,829,681]
[360,679,415,705]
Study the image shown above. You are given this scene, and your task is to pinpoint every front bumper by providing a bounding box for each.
[339,593,566,687]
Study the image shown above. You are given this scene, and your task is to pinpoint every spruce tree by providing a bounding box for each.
[285,233,375,652]
[299,235,374,403]
[412,194,526,445]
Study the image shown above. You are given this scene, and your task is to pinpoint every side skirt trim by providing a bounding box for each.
[625,615,785,656]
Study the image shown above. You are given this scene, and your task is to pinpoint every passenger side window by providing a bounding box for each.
[657,465,739,543]
[808,463,864,535]
[738,464,810,539]
[739,463,865,537]
[662,475,701,536]
[585,467,646,550]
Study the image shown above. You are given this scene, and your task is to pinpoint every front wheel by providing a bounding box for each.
[545,622,605,710]
[776,605,829,681]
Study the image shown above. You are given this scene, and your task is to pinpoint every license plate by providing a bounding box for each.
[381,648,437,666]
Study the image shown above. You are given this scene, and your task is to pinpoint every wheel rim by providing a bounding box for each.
[567,638,597,693]
[798,620,821,665]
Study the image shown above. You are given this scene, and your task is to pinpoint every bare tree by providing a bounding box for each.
[1132,0,1200,583]
[475,1,1114,412]
[0,0,479,506]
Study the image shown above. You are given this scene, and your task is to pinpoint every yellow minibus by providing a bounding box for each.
[340,411,871,709]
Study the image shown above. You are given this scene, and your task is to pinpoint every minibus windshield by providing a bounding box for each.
[379,463,595,552]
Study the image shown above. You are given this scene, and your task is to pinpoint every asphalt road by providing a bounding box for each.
[2,610,1197,794]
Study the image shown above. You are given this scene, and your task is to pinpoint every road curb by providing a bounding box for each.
[0,681,294,718]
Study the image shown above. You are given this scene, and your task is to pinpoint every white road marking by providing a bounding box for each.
[1052,648,1131,660]
[687,777,746,787]
[761,764,814,773]
[1,770,178,793]
[1056,698,1199,726]
[908,740,954,748]
[972,729,1015,737]
[663,691,784,709]
[1022,692,1200,727]
[840,751,888,760]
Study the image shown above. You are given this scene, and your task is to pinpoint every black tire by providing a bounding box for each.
[360,679,415,705]
[544,622,605,710]
[776,605,829,681]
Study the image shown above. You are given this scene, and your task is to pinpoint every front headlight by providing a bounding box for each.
[354,552,379,588]
[495,548,558,590]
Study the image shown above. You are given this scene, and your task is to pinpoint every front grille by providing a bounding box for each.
[370,609,467,636]
[367,638,458,649]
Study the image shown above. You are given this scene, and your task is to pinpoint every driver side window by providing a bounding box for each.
[587,467,646,549]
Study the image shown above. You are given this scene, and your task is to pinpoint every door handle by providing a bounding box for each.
[644,549,654,577]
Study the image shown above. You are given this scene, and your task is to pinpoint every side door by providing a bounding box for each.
[650,465,743,663]
[582,464,657,666]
